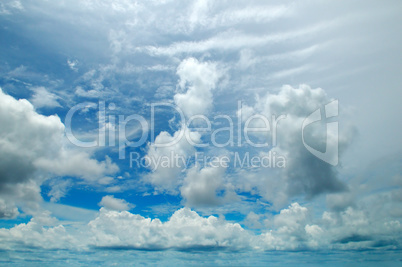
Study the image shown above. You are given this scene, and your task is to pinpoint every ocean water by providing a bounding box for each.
[0,249,401,266]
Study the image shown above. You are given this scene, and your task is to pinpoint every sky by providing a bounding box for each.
[0,0,402,263]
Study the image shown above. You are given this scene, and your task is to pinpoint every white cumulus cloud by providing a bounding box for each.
[0,88,119,217]
[174,58,222,118]
[99,195,135,211]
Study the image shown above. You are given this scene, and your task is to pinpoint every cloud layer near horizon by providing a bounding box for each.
[0,199,400,251]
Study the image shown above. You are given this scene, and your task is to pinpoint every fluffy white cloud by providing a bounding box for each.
[0,88,119,217]
[88,207,251,250]
[174,58,222,118]
[274,203,310,234]
[98,195,134,211]
[0,200,400,251]
[181,164,237,207]
[145,126,200,193]
[0,211,79,250]
[146,57,225,195]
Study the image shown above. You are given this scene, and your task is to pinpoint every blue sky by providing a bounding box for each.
[0,0,402,260]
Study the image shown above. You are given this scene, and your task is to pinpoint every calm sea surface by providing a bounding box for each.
[0,249,401,266]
